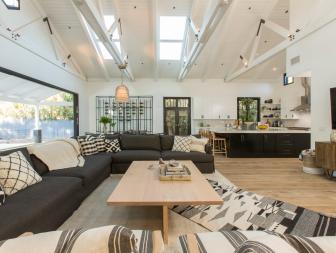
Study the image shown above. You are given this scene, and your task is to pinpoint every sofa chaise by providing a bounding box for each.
[0,134,214,240]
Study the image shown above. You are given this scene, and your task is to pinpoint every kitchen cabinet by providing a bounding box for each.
[227,133,310,158]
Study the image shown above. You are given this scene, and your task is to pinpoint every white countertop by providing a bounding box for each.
[207,128,311,134]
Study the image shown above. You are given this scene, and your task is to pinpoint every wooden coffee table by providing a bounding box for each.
[107,161,223,243]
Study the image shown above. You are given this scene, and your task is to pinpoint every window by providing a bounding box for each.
[159,16,186,60]
[1,0,20,10]
[97,42,113,60]
[0,68,78,150]
[237,97,260,123]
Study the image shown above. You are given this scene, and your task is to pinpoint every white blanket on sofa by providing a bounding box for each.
[27,139,85,171]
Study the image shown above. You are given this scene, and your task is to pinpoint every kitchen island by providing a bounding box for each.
[209,128,311,158]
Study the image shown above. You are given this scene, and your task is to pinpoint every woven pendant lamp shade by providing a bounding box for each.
[115,84,129,102]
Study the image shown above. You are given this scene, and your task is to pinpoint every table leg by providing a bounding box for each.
[162,205,169,244]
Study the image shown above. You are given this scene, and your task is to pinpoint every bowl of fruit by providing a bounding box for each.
[257,124,269,130]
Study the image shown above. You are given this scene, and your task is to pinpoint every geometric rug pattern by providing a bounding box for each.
[171,180,336,237]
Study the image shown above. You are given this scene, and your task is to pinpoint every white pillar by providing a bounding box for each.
[34,104,40,129]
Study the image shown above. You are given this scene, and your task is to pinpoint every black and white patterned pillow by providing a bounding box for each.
[87,134,106,152]
[0,151,42,196]
[77,136,99,156]
[172,136,192,152]
[0,184,5,205]
[105,139,121,153]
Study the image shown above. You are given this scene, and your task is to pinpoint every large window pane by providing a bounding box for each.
[160,16,186,40]
[0,71,76,149]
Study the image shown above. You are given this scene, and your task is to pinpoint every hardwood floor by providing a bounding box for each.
[215,156,336,216]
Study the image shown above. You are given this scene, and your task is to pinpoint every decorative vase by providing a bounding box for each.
[330,130,336,142]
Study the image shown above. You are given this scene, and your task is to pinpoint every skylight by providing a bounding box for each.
[103,15,115,30]
[160,16,187,40]
[1,0,20,10]
[159,16,186,60]
[160,42,183,60]
[97,42,113,60]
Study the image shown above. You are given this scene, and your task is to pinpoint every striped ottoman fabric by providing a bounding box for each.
[179,231,336,253]
[0,225,164,253]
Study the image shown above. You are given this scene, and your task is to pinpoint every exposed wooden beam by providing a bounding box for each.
[225,10,336,82]
[264,19,290,38]
[31,0,86,78]
[72,0,134,81]
[178,0,233,81]
[75,8,111,81]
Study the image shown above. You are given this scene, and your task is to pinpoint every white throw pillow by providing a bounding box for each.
[0,151,42,195]
[172,136,192,152]
[190,136,208,153]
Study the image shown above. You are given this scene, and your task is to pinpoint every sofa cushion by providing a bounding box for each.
[30,154,49,175]
[120,134,161,151]
[111,150,161,163]
[0,151,42,195]
[0,147,33,168]
[0,176,82,240]
[44,153,112,186]
[161,151,214,163]
[160,135,174,151]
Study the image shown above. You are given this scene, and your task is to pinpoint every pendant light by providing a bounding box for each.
[115,64,129,103]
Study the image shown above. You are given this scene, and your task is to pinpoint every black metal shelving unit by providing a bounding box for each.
[96,96,153,134]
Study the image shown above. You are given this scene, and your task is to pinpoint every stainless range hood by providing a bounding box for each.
[291,77,311,112]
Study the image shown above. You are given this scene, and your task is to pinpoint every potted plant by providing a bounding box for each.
[99,116,112,134]
[110,122,116,133]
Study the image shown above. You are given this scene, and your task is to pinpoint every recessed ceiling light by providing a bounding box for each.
[133,6,136,9]
[272,67,277,71]
[264,40,268,43]
[248,6,252,10]
[172,6,176,9]
[285,10,289,14]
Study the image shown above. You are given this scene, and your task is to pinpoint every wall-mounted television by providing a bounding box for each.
[331,88,336,129]
[283,73,294,86]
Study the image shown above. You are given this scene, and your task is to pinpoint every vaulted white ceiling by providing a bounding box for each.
[37,0,289,81]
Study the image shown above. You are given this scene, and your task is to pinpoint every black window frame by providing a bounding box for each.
[237,97,261,123]
[1,0,20,10]
[0,66,79,137]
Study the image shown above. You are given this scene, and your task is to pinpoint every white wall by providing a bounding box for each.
[87,78,309,134]
[287,0,336,146]
[0,1,89,134]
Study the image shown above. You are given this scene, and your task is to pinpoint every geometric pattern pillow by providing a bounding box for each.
[105,139,121,153]
[172,136,192,152]
[87,134,106,152]
[0,184,5,205]
[0,151,42,195]
[77,137,99,156]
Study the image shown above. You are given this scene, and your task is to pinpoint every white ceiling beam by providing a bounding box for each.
[31,0,86,78]
[152,0,159,81]
[264,19,290,38]
[77,10,111,81]
[225,10,336,82]
[178,0,233,81]
[188,18,200,35]
[72,0,134,81]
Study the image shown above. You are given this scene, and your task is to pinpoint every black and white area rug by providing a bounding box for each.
[171,180,336,237]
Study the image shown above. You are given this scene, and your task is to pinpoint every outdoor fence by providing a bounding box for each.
[0,119,74,142]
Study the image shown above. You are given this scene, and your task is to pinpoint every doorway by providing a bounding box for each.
[163,97,191,135]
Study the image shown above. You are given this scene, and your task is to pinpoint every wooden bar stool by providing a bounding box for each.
[211,132,228,157]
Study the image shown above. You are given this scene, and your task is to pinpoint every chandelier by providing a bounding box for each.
[115,64,129,103]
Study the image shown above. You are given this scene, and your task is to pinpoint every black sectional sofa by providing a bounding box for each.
[0,134,214,240]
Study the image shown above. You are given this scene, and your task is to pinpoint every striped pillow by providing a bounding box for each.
[77,136,98,156]
[0,225,162,253]
[87,134,106,152]
[179,231,332,253]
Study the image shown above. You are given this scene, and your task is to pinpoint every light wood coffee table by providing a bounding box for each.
[107,160,223,243]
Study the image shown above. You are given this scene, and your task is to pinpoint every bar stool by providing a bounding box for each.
[211,132,228,157]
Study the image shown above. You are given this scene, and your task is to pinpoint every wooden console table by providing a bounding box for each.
[315,141,336,178]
